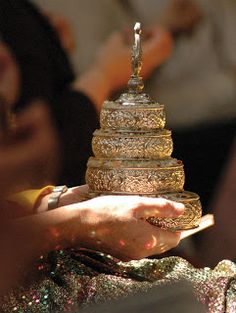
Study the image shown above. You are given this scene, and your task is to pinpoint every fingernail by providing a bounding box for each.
[175,203,185,212]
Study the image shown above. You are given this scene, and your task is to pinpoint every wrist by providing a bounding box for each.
[35,193,50,213]
[73,67,111,113]
[36,185,68,213]
[35,186,90,214]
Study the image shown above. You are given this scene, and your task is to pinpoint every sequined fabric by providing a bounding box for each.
[1,249,236,312]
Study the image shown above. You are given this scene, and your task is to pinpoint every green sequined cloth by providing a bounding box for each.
[1,248,236,312]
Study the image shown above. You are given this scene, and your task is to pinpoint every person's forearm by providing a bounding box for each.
[1,185,89,220]
[8,204,84,257]
[1,203,88,293]
[72,68,111,114]
[0,194,185,293]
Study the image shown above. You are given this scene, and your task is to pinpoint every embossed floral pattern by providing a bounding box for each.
[100,108,166,131]
[147,198,202,230]
[86,167,184,194]
[92,135,173,159]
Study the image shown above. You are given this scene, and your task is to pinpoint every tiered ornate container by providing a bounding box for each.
[86,23,202,231]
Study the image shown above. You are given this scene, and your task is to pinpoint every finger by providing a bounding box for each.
[151,226,180,254]
[134,197,185,219]
[154,229,181,253]
[136,224,181,257]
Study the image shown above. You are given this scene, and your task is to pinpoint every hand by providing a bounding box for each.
[0,102,59,196]
[0,42,20,108]
[0,194,183,290]
[141,26,173,78]
[74,27,173,112]
[73,195,184,260]
[159,0,203,36]
[93,26,172,92]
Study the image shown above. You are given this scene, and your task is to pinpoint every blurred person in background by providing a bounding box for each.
[0,0,173,187]
[34,0,236,210]
[199,138,236,266]
[0,40,59,197]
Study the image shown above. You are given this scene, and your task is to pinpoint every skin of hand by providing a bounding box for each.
[0,42,20,108]
[0,195,183,292]
[73,27,173,113]
[36,186,183,260]
[159,0,203,36]
[72,195,184,260]
[0,103,59,198]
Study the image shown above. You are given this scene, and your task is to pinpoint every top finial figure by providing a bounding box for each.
[132,22,142,76]
[128,22,144,94]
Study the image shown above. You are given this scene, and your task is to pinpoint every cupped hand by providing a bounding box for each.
[94,26,173,92]
[73,195,184,261]
[75,27,173,112]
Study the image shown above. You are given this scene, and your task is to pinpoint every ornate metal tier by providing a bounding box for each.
[146,191,202,231]
[100,100,166,131]
[92,129,173,159]
[86,158,184,194]
[86,22,202,231]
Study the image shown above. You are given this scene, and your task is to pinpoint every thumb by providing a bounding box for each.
[134,197,185,219]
